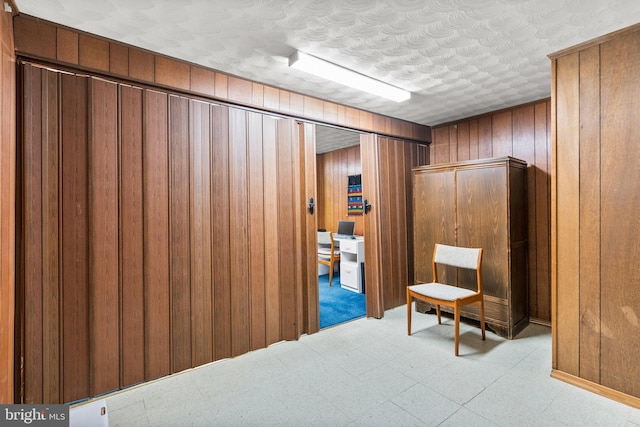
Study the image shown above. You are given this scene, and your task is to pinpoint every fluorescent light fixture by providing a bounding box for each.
[289,51,411,103]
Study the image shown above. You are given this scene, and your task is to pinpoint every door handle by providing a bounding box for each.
[364,199,372,215]
[308,197,315,215]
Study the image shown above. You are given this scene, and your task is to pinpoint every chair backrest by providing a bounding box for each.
[318,231,333,246]
[432,243,483,291]
[433,244,482,269]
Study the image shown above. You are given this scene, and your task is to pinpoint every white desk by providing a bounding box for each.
[334,236,364,293]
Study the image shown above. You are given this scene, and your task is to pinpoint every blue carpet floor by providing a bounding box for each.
[319,274,366,329]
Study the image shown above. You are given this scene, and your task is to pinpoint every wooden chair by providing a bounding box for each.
[318,231,340,285]
[406,243,485,356]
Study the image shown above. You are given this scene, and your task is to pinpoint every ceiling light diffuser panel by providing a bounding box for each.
[289,51,411,103]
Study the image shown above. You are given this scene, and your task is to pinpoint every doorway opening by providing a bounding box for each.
[315,125,366,328]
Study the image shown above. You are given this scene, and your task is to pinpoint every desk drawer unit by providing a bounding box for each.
[339,239,358,253]
[340,261,361,293]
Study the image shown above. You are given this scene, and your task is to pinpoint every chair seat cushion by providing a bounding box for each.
[408,283,477,301]
[318,248,340,256]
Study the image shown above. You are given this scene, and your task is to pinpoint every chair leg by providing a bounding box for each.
[436,304,442,324]
[406,289,412,336]
[454,305,460,356]
[328,260,333,286]
[479,298,486,341]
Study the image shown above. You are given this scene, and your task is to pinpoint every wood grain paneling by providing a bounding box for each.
[334,150,346,232]
[252,82,264,108]
[292,122,305,337]
[189,100,213,366]
[304,97,323,120]
[211,105,232,360]
[13,16,56,59]
[430,99,552,322]
[213,73,227,99]
[262,116,280,345]
[457,122,470,161]
[316,145,363,236]
[56,28,78,65]
[156,56,190,91]
[248,112,266,350]
[491,111,512,157]
[301,123,319,334]
[129,49,154,82]
[169,95,192,373]
[277,119,298,341]
[413,170,456,283]
[278,90,289,113]
[392,140,409,307]
[229,108,250,356]
[457,167,509,299]
[291,92,305,116]
[424,171,461,289]
[469,119,479,160]
[551,24,640,404]
[360,134,384,318]
[534,102,551,321]
[0,9,16,403]
[478,116,492,159]
[555,53,580,376]
[378,140,394,309]
[599,32,640,398]
[448,125,457,163]
[89,78,120,395]
[143,89,171,380]
[12,15,430,143]
[577,45,601,384]
[109,43,128,76]
[228,76,252,105]
[19,62,315,404]
[41,69,60,404]
[119,85,145,387]
[19,66,59,403]
[364,136,428,312]
[22,64,44,404]
[512,106,537,320]
[190,66,216,98]
[78,34,109,72]
[263,86,279,111]
[434,127,450,164]
[60,73,90,402]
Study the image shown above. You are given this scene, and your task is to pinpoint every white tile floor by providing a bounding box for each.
[101,304,640,426]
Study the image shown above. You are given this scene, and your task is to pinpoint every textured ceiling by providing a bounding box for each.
[316,125,361,154]
[13,0,640,127]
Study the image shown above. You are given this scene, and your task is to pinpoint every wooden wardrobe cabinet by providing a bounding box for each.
[412,157,528,338]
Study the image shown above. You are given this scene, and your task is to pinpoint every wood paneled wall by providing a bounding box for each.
[18,62,311,404]
[12,14,430,144]
[551,24,640,406]
[376,138,429,310]
[316,145,364,236]
[0,6,15,404]
[429,100,551,322]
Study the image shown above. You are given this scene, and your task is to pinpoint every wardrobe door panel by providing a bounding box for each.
[413,170,456,284]
[457,166,508,298]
